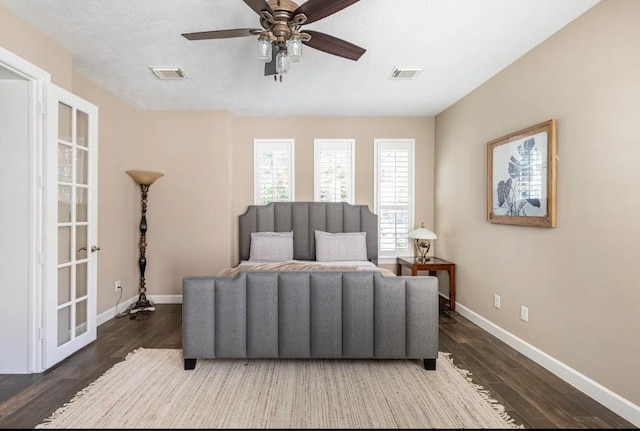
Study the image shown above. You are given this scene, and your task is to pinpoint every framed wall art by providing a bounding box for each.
[487,119,557,227]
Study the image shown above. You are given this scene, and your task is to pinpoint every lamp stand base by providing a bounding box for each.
[129,299,156,314]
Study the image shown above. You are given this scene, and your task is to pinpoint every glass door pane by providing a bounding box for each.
[55,103,93,348]
[57,306,71,347]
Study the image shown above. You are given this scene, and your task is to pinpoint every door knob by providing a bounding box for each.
[91,245,101,252]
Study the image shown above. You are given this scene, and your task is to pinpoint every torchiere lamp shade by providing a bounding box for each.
[126,170,164,186]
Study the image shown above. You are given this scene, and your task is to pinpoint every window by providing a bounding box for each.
[374,139,415,258]
[254,139,294,205]
[314,139,355,203]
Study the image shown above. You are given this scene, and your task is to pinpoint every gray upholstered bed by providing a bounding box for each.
[182,202,439,370]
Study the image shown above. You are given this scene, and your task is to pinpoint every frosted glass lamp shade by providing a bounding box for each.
[257,37,272,63]
[276,49,289,74]
[407,226,437,240]
[287,36,302,62]
[126,170,164,186]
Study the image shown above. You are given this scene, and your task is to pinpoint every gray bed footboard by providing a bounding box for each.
[182,271,439,370]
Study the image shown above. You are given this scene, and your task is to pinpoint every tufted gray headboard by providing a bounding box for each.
[239,202,378,264]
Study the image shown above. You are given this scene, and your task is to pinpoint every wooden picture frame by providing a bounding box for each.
[487,119,557,227]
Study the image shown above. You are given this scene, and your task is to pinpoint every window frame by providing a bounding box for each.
[313,139,355,204]
[374,138,415,259]
[253,138,295,205]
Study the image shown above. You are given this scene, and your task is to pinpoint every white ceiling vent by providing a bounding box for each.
[149,67,188,80]
[388,66,423,80]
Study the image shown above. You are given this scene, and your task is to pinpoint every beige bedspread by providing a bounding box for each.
[217,260,396,277]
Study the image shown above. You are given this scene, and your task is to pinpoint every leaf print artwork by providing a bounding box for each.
[492,132,548,218]
[487,119,556,227]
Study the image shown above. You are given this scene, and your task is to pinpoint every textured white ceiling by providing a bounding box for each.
[0,0,600,116]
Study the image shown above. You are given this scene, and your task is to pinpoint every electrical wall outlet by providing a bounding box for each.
[115,280,121,292]
[520,306,529,322]
[493,294,501,309]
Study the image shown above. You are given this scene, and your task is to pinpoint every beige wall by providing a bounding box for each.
[231,116,436,270]
[97,113,435,298]
[435,0,639,406]
[135,110,234,288]
[71,72,141,313]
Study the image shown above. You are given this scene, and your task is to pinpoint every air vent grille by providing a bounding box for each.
[149,67,188,80]
[388,67,423,80]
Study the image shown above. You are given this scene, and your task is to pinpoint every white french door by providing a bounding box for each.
[44,83,98,369]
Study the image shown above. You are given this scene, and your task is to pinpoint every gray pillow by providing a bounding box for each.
[249,231,294,262]
[315,230,367,262]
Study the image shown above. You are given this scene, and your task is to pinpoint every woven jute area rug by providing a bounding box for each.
[37,349,523,429]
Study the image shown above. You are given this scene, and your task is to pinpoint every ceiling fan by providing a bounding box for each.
[181,0,366,80]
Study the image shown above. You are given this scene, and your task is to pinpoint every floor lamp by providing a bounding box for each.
[126,170,164,316]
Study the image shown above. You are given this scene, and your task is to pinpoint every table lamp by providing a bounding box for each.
[407,222,437,263]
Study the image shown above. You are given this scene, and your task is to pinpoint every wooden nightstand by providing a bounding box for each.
[396,256,457,311]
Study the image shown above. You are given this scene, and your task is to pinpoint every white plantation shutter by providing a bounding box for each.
[254,139,295,205]
[314,139,354,203]
[375,139,415,257]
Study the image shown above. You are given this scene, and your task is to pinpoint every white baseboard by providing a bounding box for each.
[97,295,138,326]
[456,303,640,427]
[148,294,183,304]
[97,294,182,327]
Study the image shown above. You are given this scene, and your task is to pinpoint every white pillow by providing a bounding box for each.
[249,231,294,262]
[315,230,368,262]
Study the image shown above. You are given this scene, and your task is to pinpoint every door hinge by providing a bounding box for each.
[37,175,44,188]
[39,252,45,265]
[37,102,44,116]
[39,327,45,340]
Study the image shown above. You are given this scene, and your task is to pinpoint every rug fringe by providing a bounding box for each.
[36,348,147,429]
[439,352,525,429]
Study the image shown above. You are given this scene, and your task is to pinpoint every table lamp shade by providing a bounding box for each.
[407,227,437,240]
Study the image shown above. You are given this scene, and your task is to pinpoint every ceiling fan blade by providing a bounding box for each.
[243,0,274,16]
[303,30,366,61]
[293,0,360,25]
[182,28,259,41]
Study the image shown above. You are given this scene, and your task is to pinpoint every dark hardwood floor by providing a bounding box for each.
[0,304,635,429]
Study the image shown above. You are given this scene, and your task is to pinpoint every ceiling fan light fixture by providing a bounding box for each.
[287,35,302,62]
[257,36,273,63]
[276,49,290,74]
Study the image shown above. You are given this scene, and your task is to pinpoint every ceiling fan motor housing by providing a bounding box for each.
[261,8,307,43]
